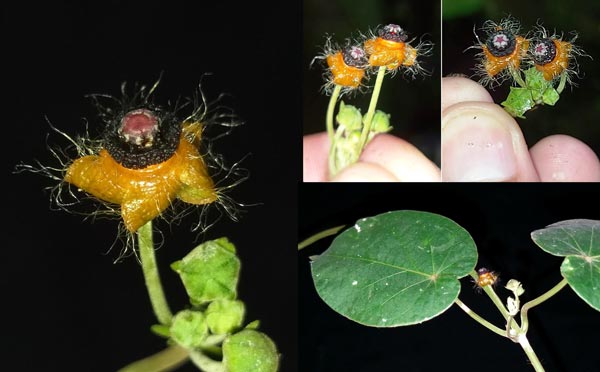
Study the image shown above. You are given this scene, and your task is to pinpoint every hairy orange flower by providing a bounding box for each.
[530,38,570,81]
[364,24,409,69]
[471,17,529,87]
[65,108,217,233]
[482,35,529,77]
[326,49,366,88]
[527,25,587,84]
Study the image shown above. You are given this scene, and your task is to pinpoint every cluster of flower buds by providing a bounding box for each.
[314,23,432,96]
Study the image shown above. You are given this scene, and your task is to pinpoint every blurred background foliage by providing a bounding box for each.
[303,0,441,167]
[443,0,600,156]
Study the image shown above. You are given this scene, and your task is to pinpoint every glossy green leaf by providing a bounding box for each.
[171,238,240,305]
[311,210,478,327]
[531,219,600,311]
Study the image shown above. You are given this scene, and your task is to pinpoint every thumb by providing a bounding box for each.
[442,102,540,182]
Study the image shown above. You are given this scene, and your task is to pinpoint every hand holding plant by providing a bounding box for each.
[311,24,432,178]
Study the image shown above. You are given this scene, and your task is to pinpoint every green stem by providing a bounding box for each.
[358,66,387,152]
[328,123,345,177]
[470,270,520,331]
[138,221,173,326]
[326,84,342,143]
[454,299,506,337]
[298,225,346,251]
[469,270,511,321]
[556,72,567,94]
[117,345,189,372]
[518,334,546,372]
[520,278,568,333]
[510,65,527,88]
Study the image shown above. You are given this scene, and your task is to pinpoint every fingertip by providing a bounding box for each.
[530,135,600,182]
[442,102,539,182]
[303,132,330,182]
[442,76,493,112]
[331,162,400,182]
[360,134,441,181]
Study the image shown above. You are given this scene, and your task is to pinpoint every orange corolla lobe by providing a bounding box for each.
[64,122,216,232]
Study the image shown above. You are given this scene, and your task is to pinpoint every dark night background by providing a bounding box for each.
[443,0,600,157]
[303,0,441,167]
[3,1,298,371]
[300,184,600,371]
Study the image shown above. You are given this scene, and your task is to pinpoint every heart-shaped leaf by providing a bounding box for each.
[531,219,600,311]
[311,210,478,327]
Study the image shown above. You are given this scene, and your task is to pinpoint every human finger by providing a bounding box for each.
[529,134,600,182]
[303,132,330,182]
[442,102,540,182]
[355,134,440,181]
[441,76,493,112]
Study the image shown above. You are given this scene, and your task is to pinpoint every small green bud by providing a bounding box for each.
[170,310,208,349]
[505,279,525,296]
[336,102,363,131]
[171,237,240,305]
[370,110,392,133]
[206,299,245,335]
[222,329,279,372]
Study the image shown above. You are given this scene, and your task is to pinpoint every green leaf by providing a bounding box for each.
[206,299,245,335]
[172,238,240,305]
[311,210,478,327]
[170,310,208,349]
[531,219,600,311]
[501,87,534,119]
[222,330,279,372]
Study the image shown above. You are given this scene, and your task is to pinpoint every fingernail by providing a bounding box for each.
[442,108,517,181]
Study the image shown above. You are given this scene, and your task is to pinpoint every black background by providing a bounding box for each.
[3,1,298,371]
[300,184,600,372]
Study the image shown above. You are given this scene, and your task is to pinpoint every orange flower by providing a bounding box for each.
[326,46,367,88]
[527,27,587,84]
[471,17,529,87]
[482,34,529,76]
[65,109,217,233]
[364,24,409,69]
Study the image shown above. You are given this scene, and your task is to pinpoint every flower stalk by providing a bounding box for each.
[138,220,173,326]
